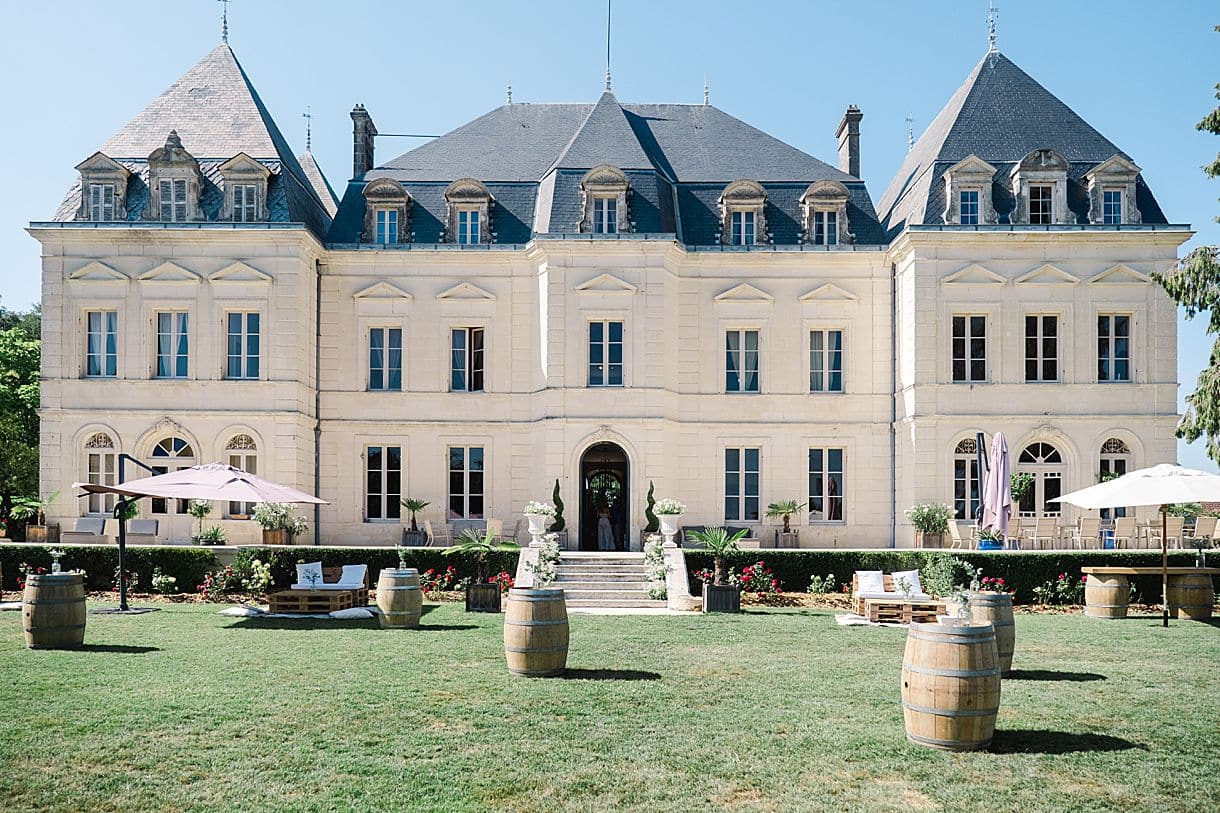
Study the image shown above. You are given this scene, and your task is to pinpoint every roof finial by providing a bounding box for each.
[604,0,612,92]
[906,114,914,152]
[703,75,709,106]
[302,106,312,151]
[987,0,999,52]
[218,0,229,44]
[507,80,513,105]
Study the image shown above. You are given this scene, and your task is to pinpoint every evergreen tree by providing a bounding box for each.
[644,480,659,533]
[0,304,41,520]
[548,479,565,533]
[1153,34,1220,462]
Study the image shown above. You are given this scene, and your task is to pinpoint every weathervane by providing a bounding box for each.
[906,114,914,152]
[302,106,312,151]
[507,81,513,105]
[218,0,229,43]
[987,0,999,52]
[604,0,612,91]
[703,75,709,106]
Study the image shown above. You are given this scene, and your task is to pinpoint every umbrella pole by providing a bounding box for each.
[116,498,132,613]
[1161,506,1169,629]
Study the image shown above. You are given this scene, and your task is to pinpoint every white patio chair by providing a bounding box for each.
[424,519,452,548]
[1072,517,1102,550]
[1026,517,1058,551]
[1186,515,1217,547]
[1111,517,1137,549]
[1147,516,1185,550]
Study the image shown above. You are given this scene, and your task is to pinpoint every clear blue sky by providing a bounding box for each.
[2,1,1217,469]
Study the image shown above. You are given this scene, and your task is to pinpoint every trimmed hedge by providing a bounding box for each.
[232,546,521,590]
[682,549,1205,603]
[0,544,218,592]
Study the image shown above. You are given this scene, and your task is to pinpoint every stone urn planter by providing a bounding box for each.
[659,515,680,537]
[702,583,741,614]
[527,513,548,536]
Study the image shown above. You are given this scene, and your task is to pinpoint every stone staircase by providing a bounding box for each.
[554,552,667,610]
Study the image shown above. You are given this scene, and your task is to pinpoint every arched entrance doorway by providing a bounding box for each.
[580,442,629,551]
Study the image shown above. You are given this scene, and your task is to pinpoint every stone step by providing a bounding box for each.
[553,580,650,591]
[555,572,648,583]
[555,565,647,574]
[560,588,657,601]
[559,553,644,561]
[565,598,668,609]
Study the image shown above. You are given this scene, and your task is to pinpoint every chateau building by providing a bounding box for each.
[30,42,1188,548]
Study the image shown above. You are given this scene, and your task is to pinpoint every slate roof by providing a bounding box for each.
[877,50,1168,233]
[53,44,333,238]
[330,91,883,245]
[298,151,339,219]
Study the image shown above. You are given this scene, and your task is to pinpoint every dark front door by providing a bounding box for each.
[580,442,629,551]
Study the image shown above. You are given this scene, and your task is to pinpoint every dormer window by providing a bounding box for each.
[1029,185,1053,225]
[941,155,997,225]
[75,152,131,222]
[1085,155,1142,225]
[959,190,979,225]
[218,153,271,223]
[719,180,768,246]
[89,184,116,221]
[159,179,188,222]
[363,178,411,245]
[1010,148,1070,225]
[800,180,851,245]
[147,131,202,223]
[232,185,258,222]
[444,179,492,244]
[580,166,630,234]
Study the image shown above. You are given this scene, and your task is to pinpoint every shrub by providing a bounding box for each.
[420,566,458,593]
[1032,572,1085,606]
[807,573,837,594]
[230,546,521,591]
[151,568,178,594]
[737,560,781,595]
[643,536,667,600]
[0,544,217,593]
[920,552,974,597]
[906,503,953,534]
[488,570,515,593]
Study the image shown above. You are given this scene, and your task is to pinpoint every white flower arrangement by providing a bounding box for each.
[527,535,562,586]
[654,498,686,515]
[523,501,557,517]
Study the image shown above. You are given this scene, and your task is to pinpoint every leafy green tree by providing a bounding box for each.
[0,304,41,523]
[1153,40,1220,462]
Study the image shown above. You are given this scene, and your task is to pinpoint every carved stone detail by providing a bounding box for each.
[942,154,999,225]
[225,433,258,451]
[717,179,769,245]
[1009,148,1072,225]
[1085,154,1142,225]
[74,152,131,222]
[84,432,115,449]
[799,180,853,244]
[579,165,631,234]
[145,131,204,222]
[443,178,493,244]
[362,178,411,243]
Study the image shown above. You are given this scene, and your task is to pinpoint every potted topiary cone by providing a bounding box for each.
[689,527,747,613]
[445,528,521,613]
[547,479,568,549]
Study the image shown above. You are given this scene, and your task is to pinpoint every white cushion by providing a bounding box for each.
[892,570,924,596]
[339,564,367,587]
[856,570,885,594]
[857,591,933,601]
[295,562,324,587]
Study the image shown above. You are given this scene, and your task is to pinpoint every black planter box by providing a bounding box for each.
[466,582,502,613]
[402,529,426,547]
[702,583,741,614]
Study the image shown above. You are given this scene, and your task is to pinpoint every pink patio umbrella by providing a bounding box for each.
[73,463,326,611]
[980,432,1012,544]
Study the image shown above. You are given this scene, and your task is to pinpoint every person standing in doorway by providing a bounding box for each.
[597,503,614,551]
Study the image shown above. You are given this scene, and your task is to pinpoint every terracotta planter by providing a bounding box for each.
[262,528,288,546]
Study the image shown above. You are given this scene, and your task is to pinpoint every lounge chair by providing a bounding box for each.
[60,517,110,545]
[284,562,369,604]
[947,521,972,550]
[1186,515,1217,547]
[1026,517,1058,551]
[1112,517,1137,549]
[851,570,943,623]
[424,519,452,548]
[1072,517,1102,550]
[1147,516,1186,550]
[126,519,159,545]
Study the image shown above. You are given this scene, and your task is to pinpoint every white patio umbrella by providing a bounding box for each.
[1052,463,1220,627]
[981,432,1012,538]
[73,463,326,611]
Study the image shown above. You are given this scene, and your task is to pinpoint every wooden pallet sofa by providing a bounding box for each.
[851,570,946,623]
[268,563,370,614]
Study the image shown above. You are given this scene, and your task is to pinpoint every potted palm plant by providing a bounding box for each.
[766,499,805,547]
[444,528,521,613]
[906,503,952,549]
[11,493,58,544]
[400,497,430,546]
[688,527,747,613]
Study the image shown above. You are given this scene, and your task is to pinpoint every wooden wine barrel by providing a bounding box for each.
[1084,573,1129,619]
[901,621,1001,752]
[1167,573,1214,621]
[376,569,422,629]
[503,588,569,677]
[946,591,1016,675]
[23,573,86,650]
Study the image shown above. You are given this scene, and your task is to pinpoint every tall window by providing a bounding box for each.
[225,313,260,380]
[1098,314,1131,382]
[953,438,981,521]
[809,329,843,392]
[1024,315,1058,382]
[725,329,760,393]
[375,208,398,244]
[724,448,760,522]
[149,436,195,515]
[959,190,979,225]
[1102,189,1122,225]
[84,433,116,515]
[457,209,480,244]
[809,448,844,522]
[450,327,485,392]
[951,315,986,382]
[225,434,258,518]
[1016,442,1063,517]
[448,446,484,519]
[155,312,189,379]
[89,183,115,221]
[813,210,837,245]
[1099,438,1130,521]
[588,321,624,387]
[369,327,403,391]
[365,445,401,521]
[159,178,187,222]
[1029,184,1053,224]
[85,310,117,378]
[232,185,258,222]
[731,210,756,245]
[592,196,618,234]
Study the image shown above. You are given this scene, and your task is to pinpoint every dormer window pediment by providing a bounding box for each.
[580,165,630,234]
[146,131,203,223]
[1010,148,1072,225]
[1085,154,1142,225]
[800,180,852,245]
[718,180,768,246]
[362,178,411,245]
[941,154,998,225]
[444,178,493,244]
[75,152,131,222]
[218,153,272,223]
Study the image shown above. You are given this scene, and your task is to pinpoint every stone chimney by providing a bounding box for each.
[836,105,863,178]
[351,104,378,178]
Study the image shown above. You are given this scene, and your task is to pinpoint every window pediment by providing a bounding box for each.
[800,180,852,245]
[363,178,411,244]
[575,273,637,294]
[942,154,997,225]
[139,261,201,284]
[437,281,496,301]
[1085,154,1142,225]
[68,261,128,283]
[354,281,413,300]
[718,180,768,245]
[75,152,132,222]
[941,264,1006,286]
[1010,148,1071,225]
[580,165,630,234]
[799,283,858,303]
[1090,264,1150,285]
[209,261,272,284]
[218,153,271,222]
[444,178,493,244]
[1015,264,1079,286]
[714,282,774,303]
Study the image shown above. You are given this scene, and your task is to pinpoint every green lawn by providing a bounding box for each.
[1,602,1217,813]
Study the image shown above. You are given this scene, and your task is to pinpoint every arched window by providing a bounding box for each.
[1016,442,1064,517]
[1099,438,1131,520]
[225,434,258,518]
[952,438,980,521]
[84,432,116,515]
[149,435,195,515]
